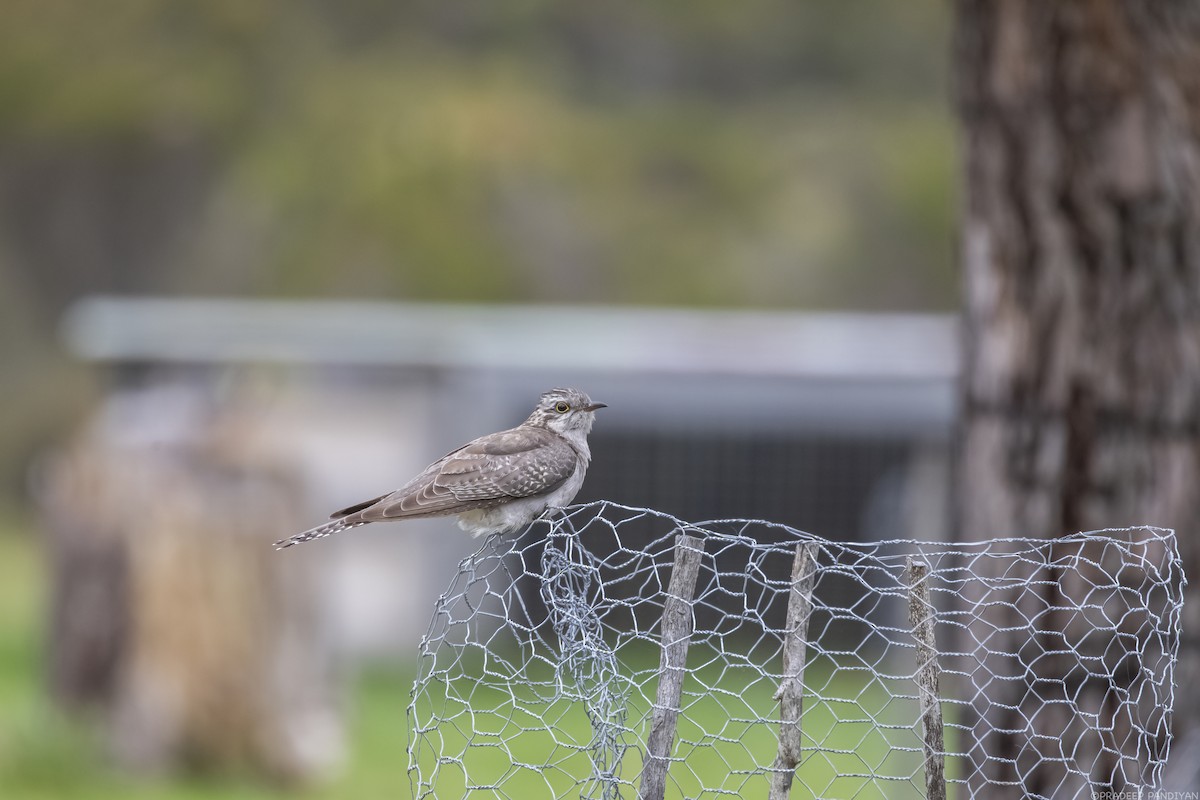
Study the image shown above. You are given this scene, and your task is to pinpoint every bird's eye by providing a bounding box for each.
[554,401,570,413]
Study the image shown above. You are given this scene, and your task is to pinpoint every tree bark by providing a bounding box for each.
[954,0,1200,795]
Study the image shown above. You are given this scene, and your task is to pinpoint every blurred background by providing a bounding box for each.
[2,1,961,797]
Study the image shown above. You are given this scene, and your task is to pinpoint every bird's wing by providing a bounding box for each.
[348,427,579,522]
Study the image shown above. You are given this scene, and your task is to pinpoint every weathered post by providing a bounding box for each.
[905,557,946,800]
[768,541,818,800]
[639,532,705,800]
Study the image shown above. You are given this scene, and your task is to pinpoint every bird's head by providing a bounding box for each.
[526,387,607,435]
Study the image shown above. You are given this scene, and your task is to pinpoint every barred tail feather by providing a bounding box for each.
[273,517,369,550]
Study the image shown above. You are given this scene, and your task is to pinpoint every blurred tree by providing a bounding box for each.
[954,1,1200,795]
[40,398,342,783]
[0,0,956,316]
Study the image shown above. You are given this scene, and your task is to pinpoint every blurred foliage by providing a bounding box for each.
[0,0,955,311]
[0,0,956,506]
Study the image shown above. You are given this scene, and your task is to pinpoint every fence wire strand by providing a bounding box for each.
[407,502,1184,799]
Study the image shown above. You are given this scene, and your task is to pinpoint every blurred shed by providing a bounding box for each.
[60,297,957,661]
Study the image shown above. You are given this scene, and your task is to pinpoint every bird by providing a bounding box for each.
[274,387,606,549]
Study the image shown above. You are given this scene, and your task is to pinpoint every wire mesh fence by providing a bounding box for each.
[407,502,1184,799]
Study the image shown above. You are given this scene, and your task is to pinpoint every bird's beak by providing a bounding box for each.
[583,402,608,412]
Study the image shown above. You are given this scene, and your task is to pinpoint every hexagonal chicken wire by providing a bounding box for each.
[407,502,1183,800]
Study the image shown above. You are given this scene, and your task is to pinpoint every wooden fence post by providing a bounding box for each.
[768,541,819,800]
[639,532,705,800]
[905,557,946,800]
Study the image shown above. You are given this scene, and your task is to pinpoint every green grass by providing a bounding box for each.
[408,649,931,799]
[0,669,413,800]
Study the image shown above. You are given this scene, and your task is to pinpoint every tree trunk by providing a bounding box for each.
[39,394,344,784]
[953,0,1200,796]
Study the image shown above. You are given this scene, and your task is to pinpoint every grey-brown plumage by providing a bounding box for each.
[274,388,605,549]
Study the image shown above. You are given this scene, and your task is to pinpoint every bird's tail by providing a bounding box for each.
[273,517,368,550]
